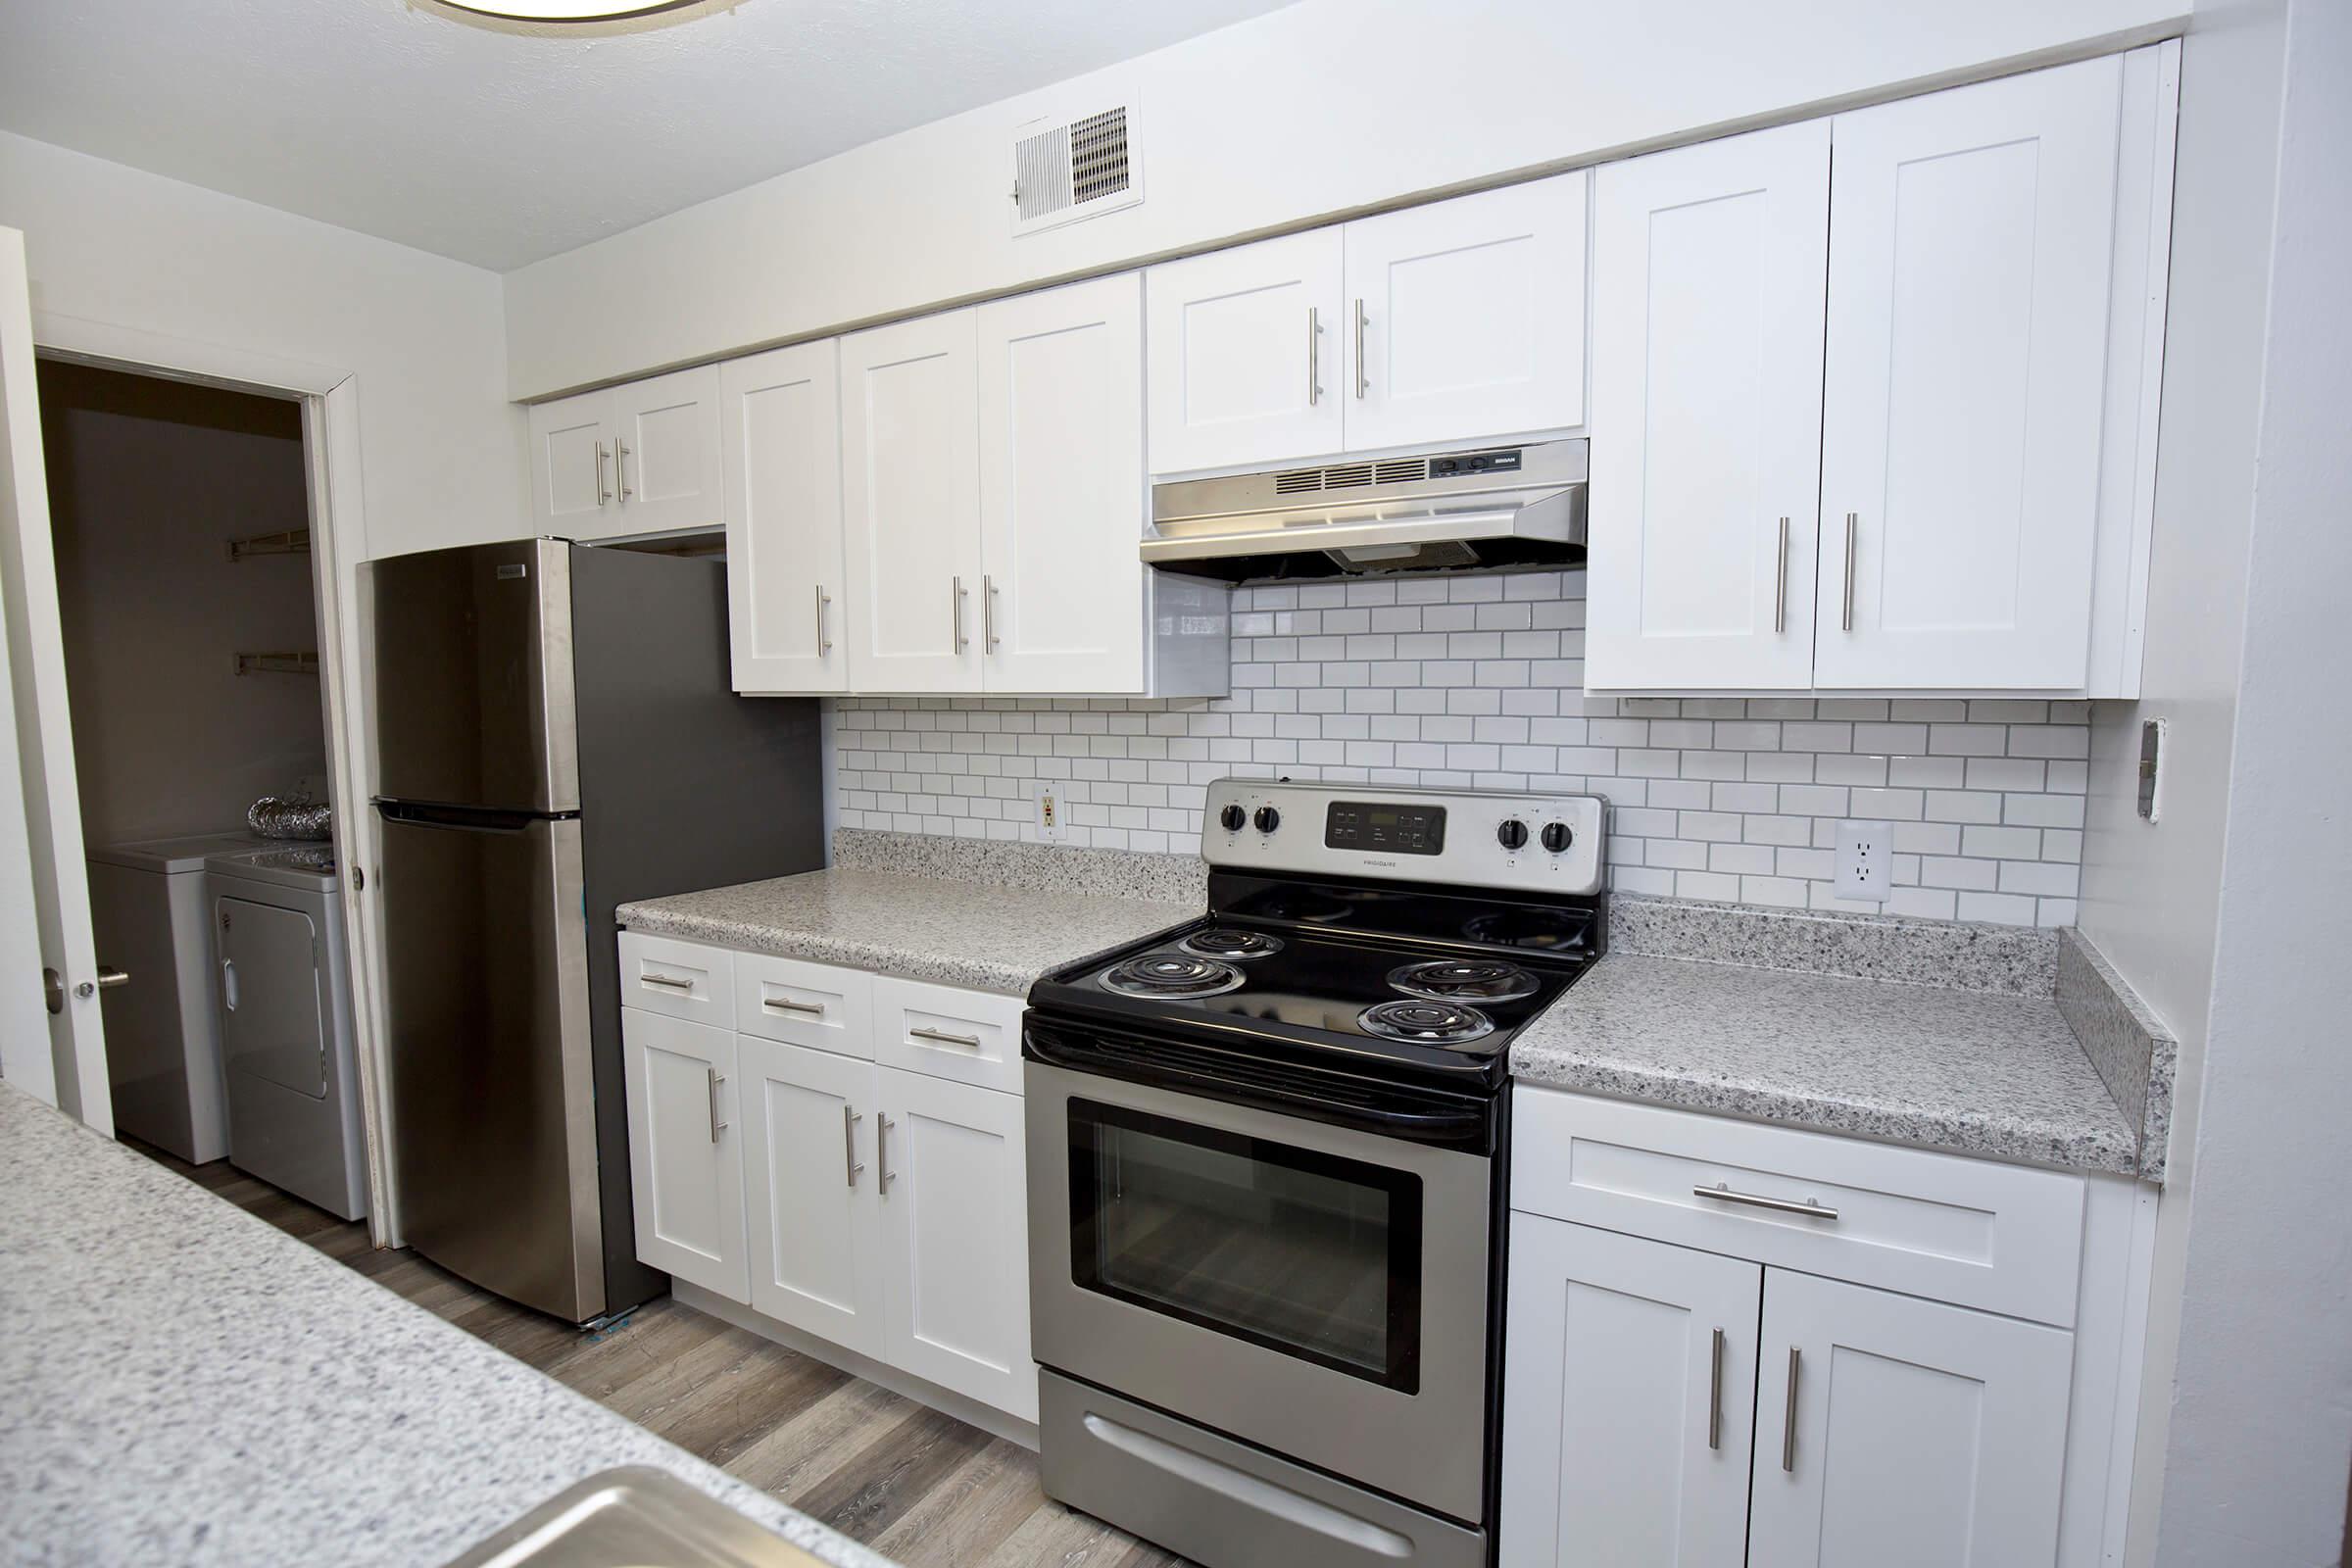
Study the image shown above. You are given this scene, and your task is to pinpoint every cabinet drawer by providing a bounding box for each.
[737,953,873,1057]
[871,976,1024,1095]
[1512,1089,2084,1326]
[617,932,734,1027]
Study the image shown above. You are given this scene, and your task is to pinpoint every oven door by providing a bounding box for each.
[1026,1057,1493,1524]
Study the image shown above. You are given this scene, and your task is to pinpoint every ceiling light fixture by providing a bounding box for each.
[430,0,705,20]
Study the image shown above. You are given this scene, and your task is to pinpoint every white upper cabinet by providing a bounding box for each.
[1585,122,1831,691]
[1747,1270,2074,1568]
[1146,229,1346,475]
[1147,179,1590,475]
[1815,56,2127,691]
[722,341,847,694]
[978,274,1149,694]
[840,310,986,693]
[1342,172,1588,453]
[529,368,721,541]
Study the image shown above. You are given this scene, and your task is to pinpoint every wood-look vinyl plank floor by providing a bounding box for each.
[125,1140,1193,1568]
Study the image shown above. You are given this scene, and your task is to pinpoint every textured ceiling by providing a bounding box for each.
[0,0,1298,270]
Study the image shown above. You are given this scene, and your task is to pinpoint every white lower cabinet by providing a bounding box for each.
[620,932,1034,1425]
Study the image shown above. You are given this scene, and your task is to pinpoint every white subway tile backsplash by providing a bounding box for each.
[832,575,2096,928]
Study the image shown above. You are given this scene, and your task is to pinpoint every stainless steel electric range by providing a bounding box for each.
[1023,779,1607,1568]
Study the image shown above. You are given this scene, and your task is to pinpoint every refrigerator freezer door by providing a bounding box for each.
[369,538,581,813]
[379,808,604,1322]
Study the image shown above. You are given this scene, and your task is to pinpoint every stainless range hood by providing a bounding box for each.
[1144,438,1587,581]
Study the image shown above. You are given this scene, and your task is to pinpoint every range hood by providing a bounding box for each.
[1144,438,1587,581]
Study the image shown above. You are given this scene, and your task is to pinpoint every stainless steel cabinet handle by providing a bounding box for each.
[1841,512,1858,632]
[842,1105,863,1189]
[816,585,832,656]
[1306,306,1320,406]
[1695,1181,1838,1221]
[1774,516,1790,634]
[908,1026,982,1050]
[762,996,824,1015]
[616,439,633,502]
[877,1113,896,1196]
[705,1068,726,1142]
[595,442,612,506]
[640,973,696,992]
[951,575,966,653]
[983,574,1000,652]
[1708,1327,1725,1450]
[1353,298,1368,400]
[1782,1346,1801,1472]
[220,958,238,1013]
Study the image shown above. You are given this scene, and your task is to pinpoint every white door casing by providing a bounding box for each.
[739,1035,885,1357]
[722,341,848,694]
[1146,228,1346,475]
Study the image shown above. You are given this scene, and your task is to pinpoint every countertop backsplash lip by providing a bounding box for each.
[2056,926,2180,1183]
[831,825,1208,904]
[1605,891,2060,996]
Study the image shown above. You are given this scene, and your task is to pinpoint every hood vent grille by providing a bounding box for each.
[1271,455,1432,495]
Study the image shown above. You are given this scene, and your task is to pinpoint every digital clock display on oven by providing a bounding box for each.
[1325,802,1446,855]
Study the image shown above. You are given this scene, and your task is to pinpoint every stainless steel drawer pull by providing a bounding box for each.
[1695,1182,1838,1221]
[842,1105,863,1189]
[706,1068,726,1142]
[908,1026,982,1050]
[1782,1346,1801,1472]
[1774,515,1789,634]
[1708,1327,1725,1450]
[877,1113,896,1196]
[762,996,825,1015]
[640,973,696,992]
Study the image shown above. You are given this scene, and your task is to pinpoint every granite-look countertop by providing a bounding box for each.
[619,867,1197,995]
[0,1082,895,1568]
[1512,953,2141,1175]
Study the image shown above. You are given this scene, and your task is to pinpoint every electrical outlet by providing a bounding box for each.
[1031,778,1069,843]
[1835,819,1894,903]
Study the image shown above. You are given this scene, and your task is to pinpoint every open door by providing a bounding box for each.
[0,224,112,1132]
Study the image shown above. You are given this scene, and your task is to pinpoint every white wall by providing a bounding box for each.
[0,130,525,564]
[503,0,2183,399]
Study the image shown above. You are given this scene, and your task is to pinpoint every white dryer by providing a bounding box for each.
[205,844,368,1220]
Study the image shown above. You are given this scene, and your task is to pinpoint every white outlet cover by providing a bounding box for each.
[1031,778,1070,843]
[1835,819,1895,904]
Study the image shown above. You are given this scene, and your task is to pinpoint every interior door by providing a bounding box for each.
[1815,56,2124,690]
[1343,172,1590,452]
[840,310,983,692]
[721,340,847,695]
[529,388,613,536]
[978,274,1147,694]
[1747,1269,2074,1568]
[611,365,722,537]
[739,1035,883,1355]
[1500,1217,1761,1567]
[1146,229,1346,474]
[0,225,109,1129]
[878,1065,1034,1420]
[1584,121,1831,691]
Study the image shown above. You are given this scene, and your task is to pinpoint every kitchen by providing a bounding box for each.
[0,2,2344,1567]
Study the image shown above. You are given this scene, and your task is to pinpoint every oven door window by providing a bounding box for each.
[1068,1099,1423,1393]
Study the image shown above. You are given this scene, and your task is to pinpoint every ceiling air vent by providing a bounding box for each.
[1011,97,1143,237]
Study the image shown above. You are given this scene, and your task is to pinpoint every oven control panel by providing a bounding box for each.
[1204,779,1604,895]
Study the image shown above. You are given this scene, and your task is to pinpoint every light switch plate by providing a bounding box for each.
[1835,819,1894,903]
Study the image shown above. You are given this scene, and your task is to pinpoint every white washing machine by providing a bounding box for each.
[87,832,271,1163]
[205,843,368,1220]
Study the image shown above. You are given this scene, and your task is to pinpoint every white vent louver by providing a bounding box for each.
[1011,100,1142,236]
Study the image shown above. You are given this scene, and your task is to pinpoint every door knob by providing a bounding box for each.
[96,965,130,991]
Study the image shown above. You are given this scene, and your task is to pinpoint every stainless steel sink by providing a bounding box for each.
[444,1467,835,1568]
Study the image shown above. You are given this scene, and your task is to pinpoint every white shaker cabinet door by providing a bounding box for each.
[1584,122,1830,691]
[1342,172,1589,453]
[875,1066,1036,1421]
[529,388,614,537]
[1748,1270,2074,1568]
[841,310,985,692]
[738,1036,885,1359]
[1500,1217,1761,1568]
[978,273,1148,694]
[620,1007,748,1302]
[610,364,722,537]
[1146,228,1345,475]
[722,340,848,694]
[1815,56,2124,689]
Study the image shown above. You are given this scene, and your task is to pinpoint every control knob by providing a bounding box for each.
[1254,806,1281,833]
[1219,804,1248,832]
[1542,821,1574,854]
[1495,818,1529,852]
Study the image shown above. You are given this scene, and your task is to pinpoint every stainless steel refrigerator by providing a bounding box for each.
[368,537,822,1324]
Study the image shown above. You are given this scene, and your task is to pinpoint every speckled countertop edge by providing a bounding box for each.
[2056,927,2180,1183]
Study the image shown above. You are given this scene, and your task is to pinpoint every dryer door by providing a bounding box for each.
[217,896,326,1099]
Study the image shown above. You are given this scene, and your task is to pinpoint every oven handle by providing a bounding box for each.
[1024,1029,1490,1146]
